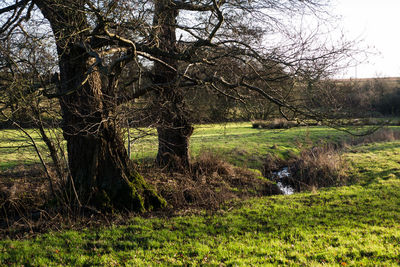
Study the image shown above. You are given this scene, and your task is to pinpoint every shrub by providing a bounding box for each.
[252,119,298,129]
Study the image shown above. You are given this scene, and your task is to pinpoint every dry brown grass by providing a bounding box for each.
[287,145,349,191]
[0,165,60,238]
[263,145,349,192]
[144,151,280,211]
[0,152,281,238]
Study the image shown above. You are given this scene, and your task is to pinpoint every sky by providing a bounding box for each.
[333,0,400,78]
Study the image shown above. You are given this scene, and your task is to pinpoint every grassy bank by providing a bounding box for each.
[1,137,400,265]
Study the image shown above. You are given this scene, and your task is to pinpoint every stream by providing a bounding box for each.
[273,167,295,195]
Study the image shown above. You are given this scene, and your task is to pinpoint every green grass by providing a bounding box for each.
[0,129,44,169]
[118,123,400,170]
[2,122,399,170]
[346,141,400,184]
[188,123,350,168]
[1,140,400,265]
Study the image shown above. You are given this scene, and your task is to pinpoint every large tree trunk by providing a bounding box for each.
[64,113,164,211]
[153,0,193,169]
[155,95,194,169]
[36,0,165,211]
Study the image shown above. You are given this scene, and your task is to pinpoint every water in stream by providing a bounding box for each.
[273,167,295,195]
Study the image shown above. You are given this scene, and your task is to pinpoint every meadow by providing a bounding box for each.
[0,122,387,170]
[1,123,400,265]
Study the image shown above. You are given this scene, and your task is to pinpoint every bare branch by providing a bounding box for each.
[0,0,29,15]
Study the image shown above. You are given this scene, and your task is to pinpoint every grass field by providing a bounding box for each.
[2,123,397,170]
[1,123,400,265]
[1,139,400,265]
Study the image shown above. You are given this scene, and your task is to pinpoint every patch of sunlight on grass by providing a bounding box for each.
[2,123,400,171]
[2,140,400,265]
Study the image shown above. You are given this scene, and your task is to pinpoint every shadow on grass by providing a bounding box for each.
[2,180,400,265]
[352,142,400,153]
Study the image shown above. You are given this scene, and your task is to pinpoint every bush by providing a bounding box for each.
[252,119,298,129]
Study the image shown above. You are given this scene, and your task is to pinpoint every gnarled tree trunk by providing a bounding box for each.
[36,0,165,211]
[153,0,193,170]
[155,92,194,170]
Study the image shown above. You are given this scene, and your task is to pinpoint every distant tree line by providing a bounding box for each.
[322,78,400,117]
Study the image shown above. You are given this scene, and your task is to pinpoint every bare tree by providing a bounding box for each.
[146,0,354,168]
[1,0,354,209]
[1,0,167,211]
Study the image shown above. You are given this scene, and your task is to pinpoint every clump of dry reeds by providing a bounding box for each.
[287,145,349,191]
[263,127,400,193]
[192,151,236,177]
[263,145,349,193]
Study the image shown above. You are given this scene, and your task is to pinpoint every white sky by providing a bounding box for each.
[333,0,400,78]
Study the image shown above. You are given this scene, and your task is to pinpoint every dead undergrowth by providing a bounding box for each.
[288,145,349,191]
[0,152,280,239]
[0,165,58,239]
[143,151,280,212]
